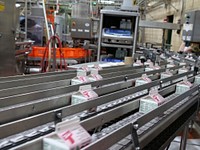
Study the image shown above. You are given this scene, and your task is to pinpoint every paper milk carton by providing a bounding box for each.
[133,59,143,66]
[88,69,103,82]
[93,64,103,70]
[77,65,90,72]
[166,62,175,68]
[71,70,90,85]
[71,85,98,112]
[160,70,173,87]
[175,79,192,95]
[144,59,152,66]
[43,118,92,150]
[194,75,200,84]
[173,66,189,83]
[135,74,152,94]
[145,63,160,73]
[139,89,165,114]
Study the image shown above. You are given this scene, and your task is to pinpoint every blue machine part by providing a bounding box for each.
[104,28,131,36]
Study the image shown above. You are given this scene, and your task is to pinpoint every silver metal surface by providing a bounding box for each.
[182,10,200,42]
[180,124,189,150]
[139,20,181,30]
[71,18,92,39]
[0,0,16,76]
[97,9,140,61]
[0,68,192,139]
[0,66,166,108]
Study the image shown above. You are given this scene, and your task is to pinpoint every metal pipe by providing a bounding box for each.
[25,0,28,40]
[180,123,189,150]
[42,0,51,71]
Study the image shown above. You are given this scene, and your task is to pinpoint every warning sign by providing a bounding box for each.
[0,1,5,12]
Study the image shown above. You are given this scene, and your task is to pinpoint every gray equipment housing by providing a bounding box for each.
[182,10,200,43]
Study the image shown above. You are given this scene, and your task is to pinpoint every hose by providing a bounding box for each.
[40,35,67,72]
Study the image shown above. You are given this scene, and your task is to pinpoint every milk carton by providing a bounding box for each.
[194,75,200,84]
[144,59,152,66]
[43,118,92,150]
[133,59,143,66]
[139,89,165,114]
[166,62,175,68]
[160,70,173,87]
[173,67,189,83]
[88,69,103,82]
[77,65,90,72]
[71,85,98,105]
[71,70,90,85]
[175,79,192,95]
[145,63,160,73]
[71,85,98,112]
[135,74,152,94]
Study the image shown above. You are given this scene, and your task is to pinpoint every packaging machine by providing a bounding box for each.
[0,54,199,150]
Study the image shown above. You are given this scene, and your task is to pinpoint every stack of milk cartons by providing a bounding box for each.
[43,118,92,150]
[175,79,193,95]
[139,89,165,114]
[160,70,173,87]
[135,74,152,94]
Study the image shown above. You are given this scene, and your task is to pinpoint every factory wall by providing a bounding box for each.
[144,0,200,51]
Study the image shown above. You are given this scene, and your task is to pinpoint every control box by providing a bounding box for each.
[182,10,200,42]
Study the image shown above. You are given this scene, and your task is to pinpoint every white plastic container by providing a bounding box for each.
[120,19,126,29]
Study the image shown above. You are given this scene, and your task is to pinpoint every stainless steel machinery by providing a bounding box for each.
[97,8,140,61]
[182,10,200,46]
[0,0,17,76]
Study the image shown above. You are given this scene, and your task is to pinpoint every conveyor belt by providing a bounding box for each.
[0,69,196,150]
[0,65,143,90]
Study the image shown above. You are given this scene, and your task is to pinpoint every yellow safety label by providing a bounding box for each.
[0,1,5,12]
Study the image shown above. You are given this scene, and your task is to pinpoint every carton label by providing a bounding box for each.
[77,76,88,83]
[80,90,98,100]
[56,118,92,149]
[81,65,90,72]
[91,74,102,80]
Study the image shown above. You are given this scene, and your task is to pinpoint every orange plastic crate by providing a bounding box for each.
[29,47,88,59]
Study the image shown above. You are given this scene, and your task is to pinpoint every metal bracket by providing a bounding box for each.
[54,110,62,124]
[124,76,128,82]
[131,122,140,149]
[197,86,200,112]
[159,80,163,90]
